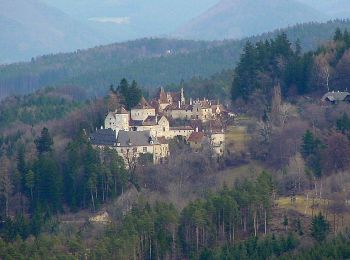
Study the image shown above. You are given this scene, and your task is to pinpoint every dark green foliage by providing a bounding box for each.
[2,20,350,99]
[282,233,350,259]
[32,154,62,213]
[63,133,127,211]
[301,130,321,158]
[34,127,53,154]
[203,233,299,260]
[301,130,323,178]
[115,79,142,110]
[231,33,314,101]
[283,215,289,230]
[0,88,83,129]
[292,218,304,236]
[310,213,330,242]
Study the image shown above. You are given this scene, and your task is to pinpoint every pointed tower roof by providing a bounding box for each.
[134,96,152,109]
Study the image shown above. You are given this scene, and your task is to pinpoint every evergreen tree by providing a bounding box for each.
[301,130,321,157]
[128,80,142,109]
[117,79,142,110]
[310,213,329,242]
[34,127,53,154]
[0,156,12,217]
[334,27,343,41]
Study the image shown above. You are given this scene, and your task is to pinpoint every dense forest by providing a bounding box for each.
[1,20,350,100]
[231,27,350,103]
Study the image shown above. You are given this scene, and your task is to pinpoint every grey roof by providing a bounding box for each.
[117,130,159,147]
[322,91,350,102]
[90,129,116,146]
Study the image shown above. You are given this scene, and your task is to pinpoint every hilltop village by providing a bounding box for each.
[90,88,232,166]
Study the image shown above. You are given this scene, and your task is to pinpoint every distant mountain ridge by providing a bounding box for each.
[174,0,327,40]
[0,0,103,63]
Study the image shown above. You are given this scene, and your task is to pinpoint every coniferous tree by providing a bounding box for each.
[310,213,329,242]
[35,127,53,154]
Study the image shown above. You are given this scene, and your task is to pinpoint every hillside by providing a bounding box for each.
[174,0,327,40]
[1,20,350,99]
[0,0,102,63]
[2,28,350,259]
[41,0,219,42]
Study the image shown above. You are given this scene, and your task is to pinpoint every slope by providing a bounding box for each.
[0,20,349,99]
[174,0,327,40]
[41,0,219,42]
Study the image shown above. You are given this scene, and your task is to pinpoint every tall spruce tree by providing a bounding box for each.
[35,127,53,154]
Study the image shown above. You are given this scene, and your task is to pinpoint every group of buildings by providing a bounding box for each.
[90,88,228,167]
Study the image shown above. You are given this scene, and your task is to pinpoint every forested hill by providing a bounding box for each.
[1,20,350,99]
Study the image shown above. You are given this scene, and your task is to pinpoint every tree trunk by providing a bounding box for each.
[172,228,176,260]
[196,226,199,252]
[90,188,95,211]
[253,211,257,237]
[264,209,267,235]
[149,235,152,260]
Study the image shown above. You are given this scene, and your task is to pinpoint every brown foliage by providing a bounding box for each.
[322,132,350,174]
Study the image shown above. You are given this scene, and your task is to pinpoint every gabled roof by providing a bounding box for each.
[170,126,194,131]
[117,130,159,147]
[187,132,205,142]
[164,104,192,111]
[130,115,167,127]
[116,106,129,114]
[90,129,116,146]
[322,91,350,102]
[171,92,181,103]
[157,87,169,104]
[134,97,153,109]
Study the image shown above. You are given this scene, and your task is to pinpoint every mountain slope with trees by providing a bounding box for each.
[174,0,326,40]
[1,20,350,100]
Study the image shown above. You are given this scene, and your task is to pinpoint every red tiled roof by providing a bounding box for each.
[134,97,152,109]
[157,137,168,144]
[187,132,205,142]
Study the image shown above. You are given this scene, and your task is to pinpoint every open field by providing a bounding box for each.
[226,125,249,153]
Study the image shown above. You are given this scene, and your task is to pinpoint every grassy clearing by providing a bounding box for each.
[276,195,328,216]
[226,125,249,153]
[216,162,265,188]
[277,195,350,233]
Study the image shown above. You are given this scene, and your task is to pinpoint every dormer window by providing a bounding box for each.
[117,142,121,147]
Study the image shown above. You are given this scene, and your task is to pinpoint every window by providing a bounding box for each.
[133,147,137,152]
[143,147,147,152]
[163,127,166,132]
[220,141,223,145]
